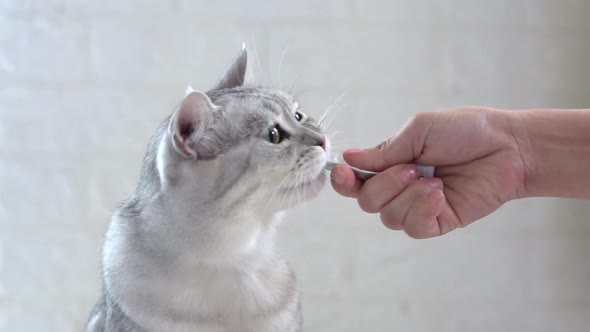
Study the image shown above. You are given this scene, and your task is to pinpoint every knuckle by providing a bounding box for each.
[357,195,378,213]
[405,228,426,239]
[380,211,402,230]
[343,187,359,198]
[402,112,435,157]
[331,179,358,198]
[405,221,438,239]
[415,179,435,192]
[408,112,427,128]
[376,136,394,152]
[382,166,405,185]
[331,181,346,194]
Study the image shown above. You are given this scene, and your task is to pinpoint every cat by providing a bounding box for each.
[85,47,330,332]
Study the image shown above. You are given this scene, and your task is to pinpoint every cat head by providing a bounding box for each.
[154,48,330,213]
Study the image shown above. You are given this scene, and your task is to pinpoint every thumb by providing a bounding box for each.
[343,113,432,171]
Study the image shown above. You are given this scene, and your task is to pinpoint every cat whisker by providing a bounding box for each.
[282,187,297,207]
[329,143,349,148]
[268,171,295,207]
[330,136,358,149]
[294,174,305,202]
[277,44,290,89]
[288,74,301,94]
[276,171,300,206]
[318,93,346,130]
[292,88,311,99]
[286,170,304,206]
[249,34,267,84]
[328,149,347,156]
[327,131,344,140]
[328,143,355,151]
[323,102,348,132]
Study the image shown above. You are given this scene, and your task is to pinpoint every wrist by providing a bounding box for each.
[505,109,590,199]
[502,110,535,199]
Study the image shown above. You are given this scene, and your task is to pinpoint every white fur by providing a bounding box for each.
[103,213,294,332]
[156,139,168,186]
[93,79,328,331]
[100,135,323,331]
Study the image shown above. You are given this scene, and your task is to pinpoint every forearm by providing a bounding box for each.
[510,109,590,199]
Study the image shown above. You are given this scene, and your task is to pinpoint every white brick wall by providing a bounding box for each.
[0,17,87,83]
[1,1,590,331]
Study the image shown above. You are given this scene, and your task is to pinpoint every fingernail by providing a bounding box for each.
[407,167,419,180]
[331,168,345,185]
[345,149,363,154]
[425,178,442,189]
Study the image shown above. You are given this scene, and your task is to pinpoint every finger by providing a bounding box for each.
[403,188,446,239]
[356,164,420,213]
[433,195,464,235]
[330,164,363,198]
[379,178,443,231]
[343,113,433,171]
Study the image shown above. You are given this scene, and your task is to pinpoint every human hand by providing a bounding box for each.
[331,107,527,238]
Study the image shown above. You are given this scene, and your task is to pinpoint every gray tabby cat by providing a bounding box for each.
[86,48,329,332]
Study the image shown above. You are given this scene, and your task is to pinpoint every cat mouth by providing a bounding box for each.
[302,170,327,186]
[279,149,329,194]
[278,165,327,194]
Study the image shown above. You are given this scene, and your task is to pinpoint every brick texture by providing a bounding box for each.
[2,0,590,331]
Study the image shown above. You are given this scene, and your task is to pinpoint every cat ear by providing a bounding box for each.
[211,45,247,90]
[168,90,218,158]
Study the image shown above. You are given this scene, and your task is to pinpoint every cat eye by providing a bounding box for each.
[268,126,282,144]
[294,111,303,122]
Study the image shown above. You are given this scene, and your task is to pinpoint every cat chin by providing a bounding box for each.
[302,173,327,199]
[278,171,327,204]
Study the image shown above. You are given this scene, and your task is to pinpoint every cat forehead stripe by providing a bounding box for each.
[209,88,296,116]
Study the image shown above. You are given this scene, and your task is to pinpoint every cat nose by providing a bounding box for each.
[314,138,326,151]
